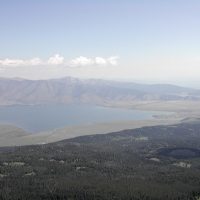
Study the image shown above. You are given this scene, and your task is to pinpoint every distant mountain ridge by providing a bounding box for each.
[0,77,200,106]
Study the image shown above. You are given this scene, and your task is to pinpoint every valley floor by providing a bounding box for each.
[1,100,200,147]
[0,118,180,147]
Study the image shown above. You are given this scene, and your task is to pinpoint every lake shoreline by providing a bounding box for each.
[1,101,199,147]
[0,117,182,147]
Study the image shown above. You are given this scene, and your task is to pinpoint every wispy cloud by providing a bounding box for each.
[70,56,94,67]
[107,56,119,66]
[0,58,27,66]
[0,54,62,67]
[0,57,43,67]
[29,58,43,66]
[0,54,119,68]
[69,56,119,67]
[48,54,64,65]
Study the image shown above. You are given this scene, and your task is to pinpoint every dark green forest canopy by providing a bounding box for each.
[1,122,200,200]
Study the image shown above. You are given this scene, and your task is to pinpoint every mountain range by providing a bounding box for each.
[0,77,200,106]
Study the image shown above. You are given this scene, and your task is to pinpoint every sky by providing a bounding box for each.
[0,0,200,86]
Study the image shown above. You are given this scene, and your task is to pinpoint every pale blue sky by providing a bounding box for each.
[0,0,200,84]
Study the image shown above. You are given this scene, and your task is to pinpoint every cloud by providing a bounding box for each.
[0,55,119,68]
[0,59,26,66]
[0,58,43,67]
[0,54,64,67]
[70,56,94,67]
[107,56,119,66]
[29,58,43,66]
[69,56,119,67]
[95,57,107,65]
[48,54,64,65]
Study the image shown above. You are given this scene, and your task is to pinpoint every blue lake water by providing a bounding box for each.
[0,104,168,132]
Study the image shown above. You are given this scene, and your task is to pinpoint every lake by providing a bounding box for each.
[0,104,169,132]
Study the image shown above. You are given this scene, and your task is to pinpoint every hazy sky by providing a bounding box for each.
[0,0,200,85]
